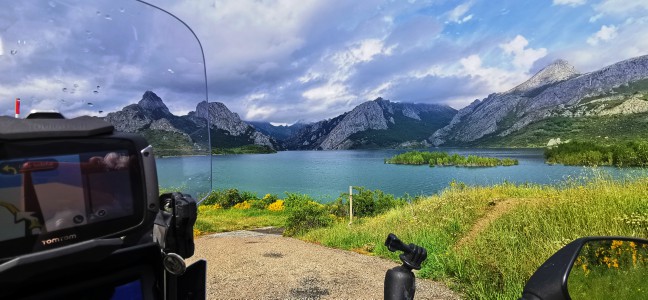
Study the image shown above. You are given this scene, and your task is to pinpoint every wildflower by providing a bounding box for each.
[198,204,222,213]
[233,201,251,210]
[611,240,623,250]
[267,200,285,211]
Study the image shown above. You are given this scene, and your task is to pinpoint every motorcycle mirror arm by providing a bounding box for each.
[520,238,584,300]
[521,236,648,300]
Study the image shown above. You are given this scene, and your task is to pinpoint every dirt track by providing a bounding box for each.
[189,229,461,299]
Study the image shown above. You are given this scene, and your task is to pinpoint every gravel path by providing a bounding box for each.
[188,229,461,299]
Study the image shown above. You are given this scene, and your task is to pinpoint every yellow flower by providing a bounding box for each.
[233,201,251,210]
[267,200,285,211]
[611,240,623,250]
[198,204,222,213]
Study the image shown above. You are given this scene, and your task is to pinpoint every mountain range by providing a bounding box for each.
[102,54,648,153]
[431,55,648,146]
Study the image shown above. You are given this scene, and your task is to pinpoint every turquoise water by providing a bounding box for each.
[156,149,647,202]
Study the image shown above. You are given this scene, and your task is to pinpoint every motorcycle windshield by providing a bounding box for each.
[0,0,212,200]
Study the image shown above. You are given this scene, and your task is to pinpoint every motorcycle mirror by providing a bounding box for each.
[521,236,648,300]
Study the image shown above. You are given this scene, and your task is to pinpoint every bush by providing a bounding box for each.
[201,188,245,208]
[284,193,333,236]
[335,187,407,218]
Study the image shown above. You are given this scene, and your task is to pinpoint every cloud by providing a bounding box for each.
[586,25,618,45]
[500,35,548,70]
[594,0,648,16]
[552,0,586,7]
[559,17,648,72]
[589,13,603,23]
[447,1,474,24]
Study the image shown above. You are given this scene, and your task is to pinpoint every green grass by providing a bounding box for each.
[195,207,288,234]
[296,174,648,299]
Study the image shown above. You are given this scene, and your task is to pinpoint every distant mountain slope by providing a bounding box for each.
[104,91,277,155]
[247,121,307,142]
[279,98,456,150]
[431,55,648,146]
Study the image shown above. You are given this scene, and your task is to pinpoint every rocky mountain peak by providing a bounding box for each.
[138,91,170,115]
[195,100,250,136]
[510,59,579,94]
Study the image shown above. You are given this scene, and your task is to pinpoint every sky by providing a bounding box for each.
[1,0,647,124]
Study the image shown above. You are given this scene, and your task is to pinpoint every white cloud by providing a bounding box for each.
[594,0,648,16]
[0,36,4,56]
[457,54,525,93]
[500,35,548,70]
[245,104,277,120]
[586,25,618,45]
[447,1,474,24]
[552,0,586,7]
[589,13,603,22]
[561,17,648,72]
[346,39,390,64]
[303,83,351,102]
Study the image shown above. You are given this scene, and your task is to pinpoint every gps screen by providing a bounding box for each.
[0,151,136,244]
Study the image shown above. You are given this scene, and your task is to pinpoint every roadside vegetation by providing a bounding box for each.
[385,151,518,167]
[545,140,648,166]
[194,187,409,237]
[195,173,648,299]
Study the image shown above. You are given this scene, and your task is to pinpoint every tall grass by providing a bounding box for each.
[299,174,648,299]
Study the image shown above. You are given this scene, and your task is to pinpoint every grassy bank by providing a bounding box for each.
[297,175,648,299]
[194,176,648,299]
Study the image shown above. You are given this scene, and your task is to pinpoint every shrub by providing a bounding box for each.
[283,193,333,236]
[334,187,406,218]
[284,201,333,236]
[201,188,245,208]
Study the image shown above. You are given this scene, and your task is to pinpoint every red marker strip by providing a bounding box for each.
[15,98,20,118]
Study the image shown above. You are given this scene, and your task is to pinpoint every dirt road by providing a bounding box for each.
[189,229,460,299]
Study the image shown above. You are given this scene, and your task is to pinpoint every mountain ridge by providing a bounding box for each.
[431,54,648,146]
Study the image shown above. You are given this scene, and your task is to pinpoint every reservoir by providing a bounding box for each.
[156,149,647,202]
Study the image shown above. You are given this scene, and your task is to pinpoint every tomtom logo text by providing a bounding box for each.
[41,234,77,245]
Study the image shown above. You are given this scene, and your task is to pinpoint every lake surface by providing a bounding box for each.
[156,149,647,202]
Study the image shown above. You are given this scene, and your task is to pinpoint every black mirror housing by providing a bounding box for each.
[522,236,648,300]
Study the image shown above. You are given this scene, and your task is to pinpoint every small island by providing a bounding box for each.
[385,151,518,167]
[213,145,277,155]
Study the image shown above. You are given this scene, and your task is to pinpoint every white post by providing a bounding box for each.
[348,186,353,225]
